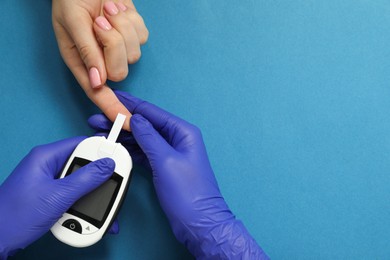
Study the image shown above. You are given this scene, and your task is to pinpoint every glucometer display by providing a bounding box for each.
[71,179,117,222]
[65,157,123,228]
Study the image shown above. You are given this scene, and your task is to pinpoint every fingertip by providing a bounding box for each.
[130,113,145,123]
[94,158,116,175]
[139,29,149,45]
[89,67,102,88]
[127,50,141,64]
[107,66,128,82]
[57,157,115,203]
[88,113,112,130]
[125,115,131,132]
[104,1,119,16]
[89,86,132,132]
[129,114,172,159]
[114,90,144,112]
[95,16,112,31]
[116,2,127,12]
[106,109,132,132]
[130,114,150,131]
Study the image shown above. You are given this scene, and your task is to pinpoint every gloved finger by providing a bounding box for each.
[116,91,199,150]
[62,11,107,89]
[94,132,108,138]
[56,158,115,203]
[27,136,86,178]
[107,219,120,235]
[104,2,141,64]
[117,132,137,145]
[121,141,151,170]
[88,113,113,131]
[130,114,175,166]
[115,91,189,133]
[94,16,128,82]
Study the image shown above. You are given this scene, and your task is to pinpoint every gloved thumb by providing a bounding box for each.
[130,114,174,165]
[56,158,115,205]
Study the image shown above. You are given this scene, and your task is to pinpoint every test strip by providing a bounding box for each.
[107,113,126,143]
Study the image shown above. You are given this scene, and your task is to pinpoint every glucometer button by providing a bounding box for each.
[83,224,99,235]
[62,219,82,233]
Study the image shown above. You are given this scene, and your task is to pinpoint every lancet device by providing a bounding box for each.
[51,113,132,247]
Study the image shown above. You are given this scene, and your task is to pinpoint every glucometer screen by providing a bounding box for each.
[65,157,123,228]
[71,179,117,221]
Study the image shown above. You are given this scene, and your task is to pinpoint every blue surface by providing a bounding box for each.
[1,0,390,259]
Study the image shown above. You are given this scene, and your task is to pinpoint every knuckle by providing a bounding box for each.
[128,11,142,23]
[160,154,178,170]
[128,13,149,44]
[62,14,74,26]
[78,45,93,63]
[108,67,128,82]
[29,145,45,157]
[133,100,149,114]
[139,29,149,45]
[111,34,124,48]
[127,51,141,64]
[190,124,203,138]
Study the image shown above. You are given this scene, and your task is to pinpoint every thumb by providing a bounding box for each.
[67,15,107,88]
[57,158,115,204]
[131,114,174,165]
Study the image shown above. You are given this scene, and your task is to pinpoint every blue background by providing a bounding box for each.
[1,0,390,259]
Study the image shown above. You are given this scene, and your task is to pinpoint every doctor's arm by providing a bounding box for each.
[89,91,270,259]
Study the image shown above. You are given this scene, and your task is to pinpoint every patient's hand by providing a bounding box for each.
[52,0,149,130]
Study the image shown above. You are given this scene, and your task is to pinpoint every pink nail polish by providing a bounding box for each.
[89,67,102,88]
[95,16,112,31]
[104,1,119,16]
[117,2,127,11]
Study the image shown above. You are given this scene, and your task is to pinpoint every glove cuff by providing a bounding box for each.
[0,251,6,260]
[0,243,8,260]
[0,242,21,260]
[185,219,269,260]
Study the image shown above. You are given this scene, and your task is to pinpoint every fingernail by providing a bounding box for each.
[95,16,112,31]
[116,2,127,11]
[104,1,119,15]
[89,67,102,88]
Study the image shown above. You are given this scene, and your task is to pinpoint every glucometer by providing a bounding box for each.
[51,113,132,248]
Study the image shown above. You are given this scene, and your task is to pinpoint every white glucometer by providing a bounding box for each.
[51,113,132,248]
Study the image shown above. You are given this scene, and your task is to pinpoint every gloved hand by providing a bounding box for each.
[0,137,116,259]
[89,91,269,259]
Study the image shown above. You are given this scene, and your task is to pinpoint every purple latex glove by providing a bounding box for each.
[0,137,116,259]
[88,91,269,259]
